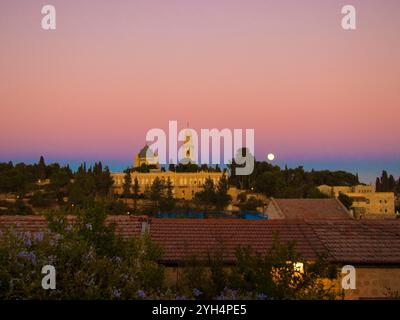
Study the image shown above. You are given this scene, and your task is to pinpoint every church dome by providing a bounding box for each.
[138,145,155,158]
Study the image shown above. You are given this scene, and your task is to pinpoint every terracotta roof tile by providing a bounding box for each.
[149,218,327,263]
[0,215,144,239]
[271,198,351,220]
[1,216,400,265]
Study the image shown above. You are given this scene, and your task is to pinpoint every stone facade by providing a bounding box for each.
[318,184,374,198]
[346,192,395,218]
[111,171,224,200]
[317,185,395,217]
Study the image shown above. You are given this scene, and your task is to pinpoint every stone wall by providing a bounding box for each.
[164,266,400,299]
[334,267,400,299]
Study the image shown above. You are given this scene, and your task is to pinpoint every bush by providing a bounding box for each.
[0,199,33,215]
[29,191,53,208]
[0,207,340,300]
[238,196,263,211]
[177,234,339,300]
[0,206,164,299]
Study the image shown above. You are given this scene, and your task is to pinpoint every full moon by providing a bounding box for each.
[267,153,275,161]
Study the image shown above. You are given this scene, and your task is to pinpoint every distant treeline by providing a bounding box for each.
[0,157,117,215]
[0,156,72,195]
[376,170,400,194]
[1,157,398,204]
[229,161,361,198]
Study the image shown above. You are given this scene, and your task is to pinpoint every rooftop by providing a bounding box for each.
[269,198,351,220]
[1,215,400,265]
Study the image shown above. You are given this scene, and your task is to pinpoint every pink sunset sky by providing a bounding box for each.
[0,0,399,182]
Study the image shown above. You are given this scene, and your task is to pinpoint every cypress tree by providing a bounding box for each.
[38,156,46,180]
[122,169,132,197]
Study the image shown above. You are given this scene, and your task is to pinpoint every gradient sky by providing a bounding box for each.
[0,0,399,182]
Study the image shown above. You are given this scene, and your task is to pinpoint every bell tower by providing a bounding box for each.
[181,128,195,164]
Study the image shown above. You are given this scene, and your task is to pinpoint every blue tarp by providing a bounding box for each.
[156,211,267,220]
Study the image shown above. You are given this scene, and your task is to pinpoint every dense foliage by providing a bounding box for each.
[178,235,339,300]
[237,193,264,211]
[376,170,400,194]
[229,159,360,198]
[0,158,122,215]
[0,207,340,300]
[0,157,72,196]
[0,206,164,299]
[195,175,232,210]
[338,193,354,210]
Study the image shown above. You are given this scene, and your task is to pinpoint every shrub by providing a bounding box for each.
[0,206,164,299]
[177,234,339,300]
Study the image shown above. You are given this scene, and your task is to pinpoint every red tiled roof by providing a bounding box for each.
[150,219,325,264]
[1,216,400,265]
[0,215,144,239]
[0,215,49,233]
[308,220,400,265]
[270,198,351,220]
[109,215,144,238]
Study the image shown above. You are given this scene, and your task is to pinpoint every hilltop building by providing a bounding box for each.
[317,185,395,218]
[134,145,160,168]
[111,171,223,200]
[112,139,223,200]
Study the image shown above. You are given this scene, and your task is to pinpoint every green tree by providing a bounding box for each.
[122,170,132,197]
[338,192,353,210]
[133,177,140,199]
[132,177,140,213]
[255,171,285,197]
[238,196,263,212]
[195,177,216,210]
[376,177,382,192]
[29,191,51,208]
[304,187,329,199]
[228,234,338,299]
[48,167,71,203]
[0,205,164,299]
[388,175,396,192]
[237,192,247,203]
[150,177,165,212]
[215,174,231,210]
[161,177,175,212]
[37,156,46,180]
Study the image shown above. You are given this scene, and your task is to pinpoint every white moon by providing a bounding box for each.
[267,153,275,161]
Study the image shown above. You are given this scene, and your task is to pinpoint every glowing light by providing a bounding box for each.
[294,262,304,274]
[267,153,275,161]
